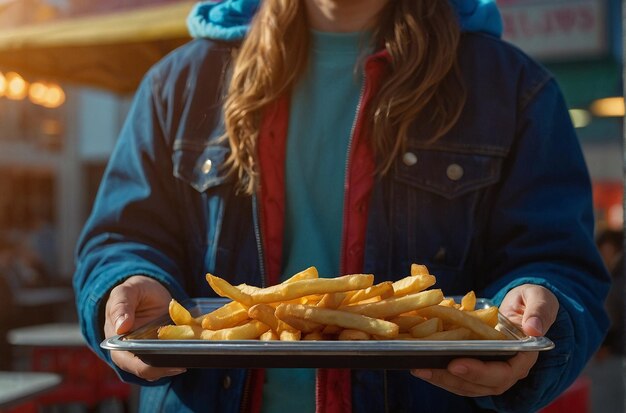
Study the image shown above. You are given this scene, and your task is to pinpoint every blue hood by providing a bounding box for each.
[187,0,502,41]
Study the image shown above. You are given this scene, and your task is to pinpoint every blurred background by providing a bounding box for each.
[0,0,622,412]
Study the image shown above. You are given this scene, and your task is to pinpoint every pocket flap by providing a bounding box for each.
[172,142,230,193]
[395,148,503,199]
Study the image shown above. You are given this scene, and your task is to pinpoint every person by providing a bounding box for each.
[596,228,623,274]
[73,0,610,412]
[595,228,623,356]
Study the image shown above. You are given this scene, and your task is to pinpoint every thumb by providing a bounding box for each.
[114,312,134,335]
[107,283,139,335]
[520,286,559,337]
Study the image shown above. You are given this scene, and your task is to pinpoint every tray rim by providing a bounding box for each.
[100,297,555,355]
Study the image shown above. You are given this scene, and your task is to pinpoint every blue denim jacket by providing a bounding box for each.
[74,33,610,413]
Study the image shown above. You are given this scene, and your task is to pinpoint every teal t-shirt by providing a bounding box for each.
[261,30,369,413]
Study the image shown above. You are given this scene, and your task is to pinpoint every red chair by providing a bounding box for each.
[30,347,131,411]
[540,376,590,413]
[3,402,37,413]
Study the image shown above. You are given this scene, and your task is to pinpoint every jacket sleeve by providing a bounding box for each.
[73,71,189,385]
[475,78,610,412]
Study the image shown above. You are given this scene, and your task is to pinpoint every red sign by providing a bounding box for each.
[500,0,607,60]
[593,180,623,230]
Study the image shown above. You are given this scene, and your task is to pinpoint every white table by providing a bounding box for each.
[8,323,85,347]
[6,323,132,409]
[0,371,61,409]
[12,287,74,308]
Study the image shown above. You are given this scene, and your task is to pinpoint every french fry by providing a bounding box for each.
[300,294,323,305]
[388,315,427,332]
[303,331,324,341]
[322,325,342,335]
[398,310,419,316]
[410,264,429,276]
[343,282,394,305]
[420,327,472,341]
[282,266,319,283]
[460,291,476,311]
[278,315,323,333]
[260,330,279,341]
[439,298,458,308]
[409,317,442,338]
[372,333,415,340]
[206,273,374,306]
[169,299,198,326]
[157,324,203,340]
[248,303,298,336]
[342,289,444,319]
[338,329,370,340]
[276,303,399,338]
[417,305,508,340]
[202,301,249,330]
[279,330,302,341]
[392,275,436,297]
[317,292,348,309]
[274,295,322,307]
[200,320,270,340]
[469,307,499,328]
[248,304,282,332]
[351,297,382,305]
[205,276,252,305]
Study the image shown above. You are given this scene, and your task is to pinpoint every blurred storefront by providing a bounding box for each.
[0,0,193,280]
[500,0,624,232]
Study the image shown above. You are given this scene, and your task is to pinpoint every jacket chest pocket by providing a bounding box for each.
[171,142,260,289]
[391,147,503,276]
[172,141,230,193]
[171,142,231,274]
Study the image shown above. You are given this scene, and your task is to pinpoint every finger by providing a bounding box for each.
[411,351,539,397]
[446,358,511,388]
[110,349,186,382]
[411,368,497,397]
[446,352,538,388]
[104,317,117,340]
[106,282,139,335]
[507,351,538,380]
[521,287,559,336]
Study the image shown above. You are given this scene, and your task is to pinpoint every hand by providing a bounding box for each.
[104,275,187,381]
[411,284,559,397]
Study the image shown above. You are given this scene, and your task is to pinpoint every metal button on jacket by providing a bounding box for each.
[222,375,231,389]
[201,159,213,174]
[446,163,464,181]
[402,152,417,166]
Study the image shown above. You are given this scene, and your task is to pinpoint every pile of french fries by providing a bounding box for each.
[158,264,509,341]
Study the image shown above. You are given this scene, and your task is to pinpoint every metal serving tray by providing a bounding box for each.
[101,298,554,369]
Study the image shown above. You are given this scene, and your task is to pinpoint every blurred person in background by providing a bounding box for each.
[74,0,610,412]
[0,235,49,369]
[595,228,623,356]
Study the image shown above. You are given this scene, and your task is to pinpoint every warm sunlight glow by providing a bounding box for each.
[41,83,66,108]
[590,97,625,117]
[5,72,28,100]
[29,82,48,105]
[0,72,6,96]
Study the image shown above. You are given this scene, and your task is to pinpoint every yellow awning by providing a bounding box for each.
[0,1,196,93]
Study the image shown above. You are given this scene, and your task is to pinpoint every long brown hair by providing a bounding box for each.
[223,0,464,194]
